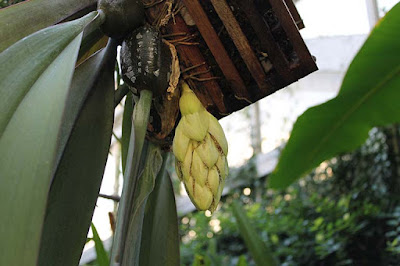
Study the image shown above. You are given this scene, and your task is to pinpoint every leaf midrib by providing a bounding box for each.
[304,63,400,171]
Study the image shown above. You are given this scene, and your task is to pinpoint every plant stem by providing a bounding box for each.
[110,89,153,265]
[122,143,164,265]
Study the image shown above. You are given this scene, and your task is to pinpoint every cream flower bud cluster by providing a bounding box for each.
[173,82,228,212]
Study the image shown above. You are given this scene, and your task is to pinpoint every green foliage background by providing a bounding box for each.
[179,126,400,265]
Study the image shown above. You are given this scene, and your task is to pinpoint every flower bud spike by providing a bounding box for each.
[173,81,229,212]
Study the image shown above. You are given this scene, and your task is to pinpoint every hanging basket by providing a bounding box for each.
[142,0,317,146]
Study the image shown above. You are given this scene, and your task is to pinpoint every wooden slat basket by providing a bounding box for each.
[142,0,317,146]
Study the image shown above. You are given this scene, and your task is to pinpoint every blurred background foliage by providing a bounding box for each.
[0,0,26,8]
[179,125,400,265]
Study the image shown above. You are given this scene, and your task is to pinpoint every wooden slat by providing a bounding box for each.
[284,0,305,29]
[182,0,250,101]
[166,15,227,114]
[268,0,317,76]
[144,3,227,114]
[236,0,291,81]
[210,0,270,93]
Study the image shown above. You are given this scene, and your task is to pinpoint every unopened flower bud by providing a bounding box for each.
[173,82,229,212]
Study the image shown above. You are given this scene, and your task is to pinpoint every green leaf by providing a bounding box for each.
[0,12,101,266]
[110,90,153,265]
[0,11,100,136]
[237,255,248,266]
[121,92,134,173]
[77,34,109,65]
[78,15,108,63]
[122,142,164,265]
[231,201,278,266]
[57,39,114,161]
[91,223,110,266]
[115,84,130,107]
[0,0,97,52]
[139,154,180,266]
[269,3,400,189]
[206,238,224,266]
[38,40,116,266]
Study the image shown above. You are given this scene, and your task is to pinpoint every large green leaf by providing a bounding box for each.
[0,12,102,266]
[139,155,180,266]
[0,11,102,136]
[91,223,110,266]
[231,201,278,266]
[38,40,116,266]
[0,0,97,52]
[57,42,113,159]
[269,3,400,189]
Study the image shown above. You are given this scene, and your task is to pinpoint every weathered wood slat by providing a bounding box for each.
[182,0,250,101]
[210,0,270,93]
[236,0,291,82]
[144,3,227,114]
[166,15,227,114]
[284,0,305,29]
[268,0,317,76]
